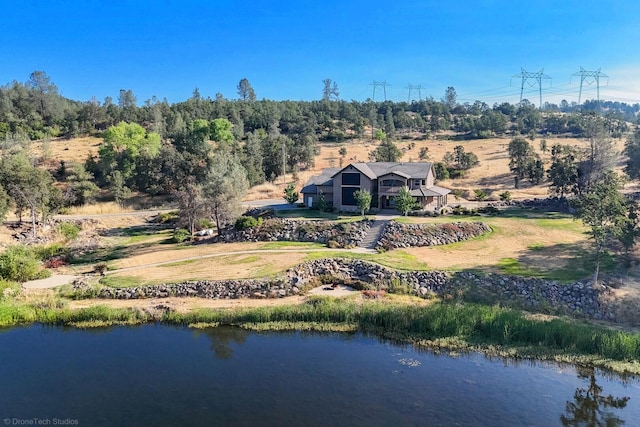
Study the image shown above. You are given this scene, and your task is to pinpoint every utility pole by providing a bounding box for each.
[571,67,608,110]
[369,81,391,101]
[405,84,423,102]
[512,68,552,108]
[282,143,286,186]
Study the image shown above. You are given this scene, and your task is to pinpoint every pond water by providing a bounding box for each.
[1,324,639,427]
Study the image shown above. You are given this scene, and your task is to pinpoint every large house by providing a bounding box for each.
[301,162,450,212]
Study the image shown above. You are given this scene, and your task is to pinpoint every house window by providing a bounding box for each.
[421,180,426,186]
[342,187,358,205]
[414,179,421,186]
[342,173,360,186]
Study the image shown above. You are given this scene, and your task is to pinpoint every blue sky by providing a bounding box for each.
[2,0,639,106]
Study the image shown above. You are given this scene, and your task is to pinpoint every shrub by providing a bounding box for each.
[158,211,179,224]
[172,228,191,243]
[57,222,80,240]
[0,245,46,282]
[44,257,67,269]
[235,215,259,230]
[94,262,108,275]
[0,279,19,300]
[499,191,512,202]
[474,189,488,201]
[197,218,215,229]
[33,243,67,261]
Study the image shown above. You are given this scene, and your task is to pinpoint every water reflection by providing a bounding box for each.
[561,365,630,426]
[192,326,250,359]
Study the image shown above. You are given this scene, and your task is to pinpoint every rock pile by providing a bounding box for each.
[215,218,371,248]
[98,278,301,300]
[376,221,491,250]
[97,258,616,321]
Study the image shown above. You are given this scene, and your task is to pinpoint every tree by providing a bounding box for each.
[526,158,545,184]
[283,183,299,205]
[443,86,457,110]
[447,145,479,170]
[394,186,415,216]
[172,179,203,235]
[623,129,640,180]
[369,140,402,162]
[548,144,578,199]
[98,122,161,184]
[571,172,628,284]
[201,151,248,235]
[0,151,57,237]
[210,118,234,143]
[353,189,372,218]
[26,70,62,125]
[433,162,449,180]
[118,89,137,122]
[237,78,256,101]
[322,79,339,101]
[66,164,100,205]
[0,185,10,222]
[418,147,430,161]
[108,170,131,206]
[508,137,538,188]
[577,116,617,195]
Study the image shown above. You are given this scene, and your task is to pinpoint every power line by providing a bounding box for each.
[511,68,552,108]
[369,81,391,101]
[571,67,608,109]
[405,84,423,102]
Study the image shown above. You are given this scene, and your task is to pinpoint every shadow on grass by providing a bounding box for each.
[496,241,620,283]
[495,207,573,220]
[69,223,179,265]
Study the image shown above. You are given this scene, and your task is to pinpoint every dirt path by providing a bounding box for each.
[22,275,79,289]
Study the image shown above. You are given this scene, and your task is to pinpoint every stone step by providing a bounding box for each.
[359,220,388,249]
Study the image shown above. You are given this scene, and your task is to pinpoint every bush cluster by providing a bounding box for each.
[234,215,264,230]
[0,245,50,282]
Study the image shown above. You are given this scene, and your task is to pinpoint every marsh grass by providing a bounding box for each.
[1,295,639,372]
[163,298,640,367]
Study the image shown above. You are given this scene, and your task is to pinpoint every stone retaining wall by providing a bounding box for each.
[95,258,616,321]
[214,218,371,248]
[97,278,299,300]
[377,221,491,250]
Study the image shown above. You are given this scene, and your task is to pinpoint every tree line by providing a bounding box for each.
[1,72,635,145]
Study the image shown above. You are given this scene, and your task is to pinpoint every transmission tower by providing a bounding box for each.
[369,81,391,101]
[512,68,552,108]
[571,67,608,106]
[405,84,423,102]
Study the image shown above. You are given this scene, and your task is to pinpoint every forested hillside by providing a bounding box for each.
[1,71,639,234]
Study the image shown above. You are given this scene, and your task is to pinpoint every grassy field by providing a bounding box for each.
[394,210,594,282]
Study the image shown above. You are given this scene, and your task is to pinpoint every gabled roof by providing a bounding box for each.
[331,162,433,180]
[301,167,339,193]
[331,163,377,180]
[377,170,412,179]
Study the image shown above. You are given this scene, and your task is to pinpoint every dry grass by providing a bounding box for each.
[34,136,101,165]
[108,242,268,269]
[108,251,307,285]
[65,202,132,216]
[401,215,588,275]
[23,132,630,204]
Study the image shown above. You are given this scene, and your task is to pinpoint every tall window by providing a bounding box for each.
[342,187,357,205]
[342,173,360,186]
